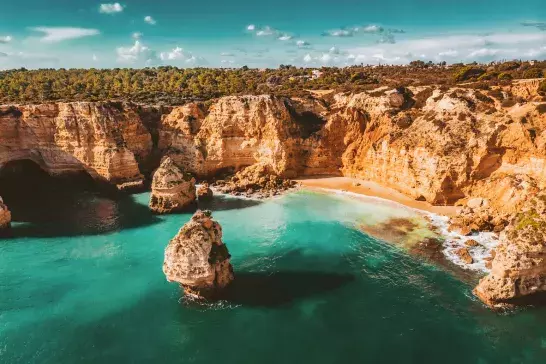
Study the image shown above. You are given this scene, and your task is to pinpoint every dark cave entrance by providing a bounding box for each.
[0,159,160,237]
[0,159,99,224]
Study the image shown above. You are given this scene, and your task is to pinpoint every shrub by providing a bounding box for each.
[523,68,544,79]
[539,80,546,95]
[453,66,486,82]
[498,73,512,80]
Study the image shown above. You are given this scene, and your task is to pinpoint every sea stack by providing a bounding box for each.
[197,183,213,201]
[163,210,234,299]
[149,157,197,214]
[474,192,546,308]
[0,197,11,230]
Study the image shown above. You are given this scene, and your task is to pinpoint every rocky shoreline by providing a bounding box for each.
[1,79,546,308]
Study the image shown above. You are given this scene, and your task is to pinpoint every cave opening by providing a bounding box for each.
[0,159,161,237]
[0,159,98,224]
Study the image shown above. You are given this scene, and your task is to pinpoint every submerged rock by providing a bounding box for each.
[149,157,196,214]
[163,210,234,299]
[0,196,11,230]
[197,183,213,201]
[474,193,546,308]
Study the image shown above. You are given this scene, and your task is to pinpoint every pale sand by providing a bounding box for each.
[296,176,459,217]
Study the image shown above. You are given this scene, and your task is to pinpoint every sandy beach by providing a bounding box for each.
[296,176,459,216]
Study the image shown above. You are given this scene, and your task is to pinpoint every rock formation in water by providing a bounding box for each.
[149,157,196,214]
[197,183,213,201]
[163,210,234,299]
[0,196,11,230]
[474,192,546,308]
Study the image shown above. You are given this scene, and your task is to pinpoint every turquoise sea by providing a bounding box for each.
[2,189,546,363]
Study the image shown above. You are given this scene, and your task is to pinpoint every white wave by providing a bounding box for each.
[305,186,499,273]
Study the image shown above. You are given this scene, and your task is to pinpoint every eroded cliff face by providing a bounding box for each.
[474,192,546,308]
[0,102,156,190]
[338,87,546,205]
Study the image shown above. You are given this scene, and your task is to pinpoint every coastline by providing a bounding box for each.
[296,176,459,216]
[296,176,498,274]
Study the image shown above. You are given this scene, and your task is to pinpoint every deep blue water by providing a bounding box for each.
[2,191,546,363]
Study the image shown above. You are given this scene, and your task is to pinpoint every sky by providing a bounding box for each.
[0,0,545,69]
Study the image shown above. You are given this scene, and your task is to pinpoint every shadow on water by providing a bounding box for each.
[0,159,161,238]
[197,194,262,211]
[220,271,355,308]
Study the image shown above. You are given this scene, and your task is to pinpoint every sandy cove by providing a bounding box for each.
[296,176,459,217]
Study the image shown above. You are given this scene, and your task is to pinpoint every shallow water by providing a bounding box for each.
[2,190,546,363]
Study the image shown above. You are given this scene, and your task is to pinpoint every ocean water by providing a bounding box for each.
[2,190,546,364]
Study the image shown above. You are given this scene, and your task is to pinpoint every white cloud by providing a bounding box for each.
[303,54,312,63]
[247,24,256,31]
[99,3,124,14]
[144,16,156,25]
[363,25,384,33]
[92,54,98,62]
[466,48,502,58]
[159,46,188,61]
[323,29,353,37]
[159,46,207,66]
[256,26,274,36]
[220,52,235,56]
[297,40,310,47]
[30,27,100,43]
[329,46,340,54]
[0,35,12,43]
[438,49,458,57]
[132,32,143,40]
[347,32,546,65]
[117,40,156,64]
[278,34,293,41]
[320,53,332,63]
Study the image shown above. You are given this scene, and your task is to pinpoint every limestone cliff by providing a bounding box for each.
[0,102,157,190]
[149,157,196,214]
[163,210,234,299]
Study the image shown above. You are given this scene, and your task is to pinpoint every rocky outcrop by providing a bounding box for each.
[163,210,234,299]
[213,163,298,198]
[197,183,213,201]
[474,192,546,308]
[0,196,11,230]
[0,102,159,190]
[149,157,196,214]
[339,87,546,204]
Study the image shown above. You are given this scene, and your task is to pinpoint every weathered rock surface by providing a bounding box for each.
[149,157,196,214]
[0,102,157,189]
[0,196,11,230]
[163,210,234,299]
[474,192,546,308]
[197,183,213,201]
[213,163,298,198]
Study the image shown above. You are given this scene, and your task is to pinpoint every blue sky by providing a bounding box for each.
[0,0,545,69]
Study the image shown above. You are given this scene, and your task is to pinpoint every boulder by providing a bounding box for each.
[197,183,213,201]
[149,157,196,214]
[455,247,473,264]
[163,210,234,299]
[0,196,11,230]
